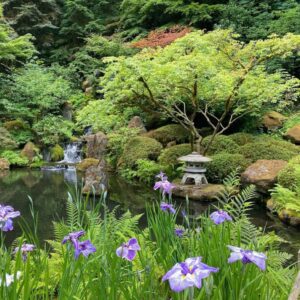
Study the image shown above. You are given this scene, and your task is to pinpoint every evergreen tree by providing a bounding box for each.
[3,0,61,57]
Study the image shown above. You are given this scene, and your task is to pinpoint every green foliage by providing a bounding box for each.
[70,35,136,78]
[277,156,300,191]
[240,139,299,162]
[220,0,300,41]
[144,124,189,146]
[107,127,139,168]
[207,153,250,183]
[228,132,256,146]
[0,127,17,150]
[2,0,61,58]
[33,115,74,146]
[0,6,35,71]
[0,63,75,123]
[271,184,300,214]
[202,135,239,155]
[119,136,162,168]
[158,143,191,166]
[0,150,29,166]
[282,112,300,131]
[101,30,300,148]
[76,100,125,133]
[135,159,166,184]
[4,119,34,145]
[50,144,64,162]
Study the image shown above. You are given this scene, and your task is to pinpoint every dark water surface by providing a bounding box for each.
[0,169,299,255]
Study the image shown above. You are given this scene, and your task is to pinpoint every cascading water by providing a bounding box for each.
[62,143,82,164]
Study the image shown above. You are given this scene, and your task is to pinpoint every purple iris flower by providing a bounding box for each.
[160,202,176,214]
[62,230,85,246]
[0,204,20,232]
[175,227,185,237]
[154,173,175,195]
[14,243,35,261]
[116,238,141,261]
[210,210,232,225]
[227,246,266,271]
[74,240,96,259]
[162,257,219,292]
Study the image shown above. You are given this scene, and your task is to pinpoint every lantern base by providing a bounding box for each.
[181,173,208,186]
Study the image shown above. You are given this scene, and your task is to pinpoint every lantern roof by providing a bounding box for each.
[178,152,212,163]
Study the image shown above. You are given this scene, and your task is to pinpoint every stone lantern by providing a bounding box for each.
[178,152,212,186]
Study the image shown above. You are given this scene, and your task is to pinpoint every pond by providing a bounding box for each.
[0,168,299,256]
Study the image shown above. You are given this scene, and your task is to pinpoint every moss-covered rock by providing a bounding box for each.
[144,124,189,146]
[207,153,251,183]
[3,119,27,131]
[77,158,100,172]
[0,158,10,170]
[158,144,191,165]
[0,127,18,150]
[50,144,64,162]
[228,133,256,146]
[262,111,287,130]
[201,135,239,155]
[21,142,39,163]
[119,136,163,168]
[240,140,299,163]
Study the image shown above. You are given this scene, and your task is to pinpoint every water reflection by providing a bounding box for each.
[0,169,299,255]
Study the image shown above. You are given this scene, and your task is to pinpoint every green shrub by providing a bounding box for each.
[207,153,251,183]
[277,156,300,192]
[144,124,189,146]
[0,127,18,150]
[50,144,64,162]
[33,115,74,146]
[158,144,191,166]
[0,150,29,167]
[3,119,27,131]
[136,159,167,184]
[10,129,34,145]
[107,127,140,168]
[240,140,299,162]
[255,135,299,152]
[228,133,256,146]
[119,136,163,168]
[201,135,239,155]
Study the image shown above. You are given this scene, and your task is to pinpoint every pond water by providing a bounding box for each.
[0,169,299,256]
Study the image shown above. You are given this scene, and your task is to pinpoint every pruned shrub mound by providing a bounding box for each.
[240,140,299,163]
[255,135,299,152]
[119,136,163,168]
[207,153,251,183]
[158,143,191,166]
[201,135,239,155]
[228,133,256,146]
[0,127,18,150]
[144,124,189,146]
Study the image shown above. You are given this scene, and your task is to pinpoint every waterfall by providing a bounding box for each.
[62,143,82,164]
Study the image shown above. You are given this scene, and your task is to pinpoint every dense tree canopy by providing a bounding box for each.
[101,30,300,152]
[0,6,35,72]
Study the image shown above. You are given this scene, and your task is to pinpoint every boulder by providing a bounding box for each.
[84,131,108,159]
[241,160,287,193]
[172,183,224,201]
[128,116,147,133]
[262,111,287,130]
[284,125,300,144]
[77,158,100,172]
[0,158,10,170]
[20,142,39,163]
[82,159,108,195]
